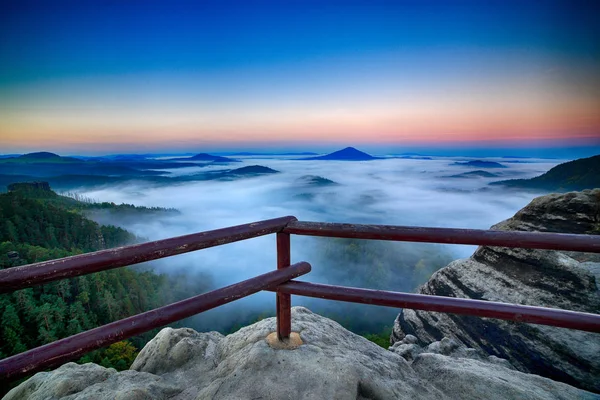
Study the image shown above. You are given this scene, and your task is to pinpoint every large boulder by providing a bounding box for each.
[5,307,597,400]
[392,189,600,393]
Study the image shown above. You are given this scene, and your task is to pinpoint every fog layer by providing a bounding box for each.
[74,156,559,332]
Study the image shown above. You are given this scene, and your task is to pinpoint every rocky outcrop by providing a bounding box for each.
[6,307,597,400]
[392,189,600,393]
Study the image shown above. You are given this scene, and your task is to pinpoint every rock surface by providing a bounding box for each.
[392,189,600,393]
[6,307,598,400]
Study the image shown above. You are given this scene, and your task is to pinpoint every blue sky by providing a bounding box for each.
[1,0,599,157]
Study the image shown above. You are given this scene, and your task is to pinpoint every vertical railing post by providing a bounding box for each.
[276,232,291,340]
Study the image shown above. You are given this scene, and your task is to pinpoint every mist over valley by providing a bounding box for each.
[3,148,594,335]
[33,149,565,333]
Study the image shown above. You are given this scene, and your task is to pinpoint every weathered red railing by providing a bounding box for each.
[1,262,311,381]
[283,221,600,252]
[268,281,600,332]
[1,217,599,384]
[0,216,297,293]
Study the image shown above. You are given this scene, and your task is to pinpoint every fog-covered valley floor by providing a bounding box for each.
[72,155,561,333]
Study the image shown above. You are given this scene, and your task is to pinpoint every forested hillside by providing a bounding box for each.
[0,184,205,374]
[0,188,136,254]
[491,154,600,191]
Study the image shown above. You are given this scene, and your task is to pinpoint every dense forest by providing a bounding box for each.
[0,183,207,375]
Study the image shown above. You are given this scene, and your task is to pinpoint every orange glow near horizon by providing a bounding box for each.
[2,55,599,152]
[2,98,599,151]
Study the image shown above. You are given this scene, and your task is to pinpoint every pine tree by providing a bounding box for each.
[5,220,19,242]
[1,304,27,354]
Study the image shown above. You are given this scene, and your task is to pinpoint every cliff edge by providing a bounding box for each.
[5,307,597,400]
[392,189,600,393]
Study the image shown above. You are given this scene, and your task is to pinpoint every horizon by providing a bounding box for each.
[2,145,599,160]
[1,1,600,154]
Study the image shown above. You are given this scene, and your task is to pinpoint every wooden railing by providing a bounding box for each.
[1,216,599,383]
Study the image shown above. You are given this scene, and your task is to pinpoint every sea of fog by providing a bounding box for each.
[72,156,561,333]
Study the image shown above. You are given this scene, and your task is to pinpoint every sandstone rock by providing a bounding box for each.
[391,336,515,370]
[390,342,423,361]
[6,308,597,400]
[392,189,600,393]
[136,307,438,400]
[3,363,115,400]
[490,189,600,236]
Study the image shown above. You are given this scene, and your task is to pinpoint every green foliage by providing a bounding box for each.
[0,188,205,373]
[0,152,81,164]
[492,154,600,191]
[60,191,179,215]
[363,331,391,349]
[1,303,27,354]
[79,341,138,371]
[0,191,137,253]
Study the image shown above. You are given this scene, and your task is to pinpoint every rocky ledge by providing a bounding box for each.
[392,189,600,393]
[6,307,598,400]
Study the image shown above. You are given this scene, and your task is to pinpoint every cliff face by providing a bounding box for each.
[6,307,597,400]
[392,189,600,393]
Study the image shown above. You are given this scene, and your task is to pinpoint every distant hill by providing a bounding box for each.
[0,153,208,189]
[229,152,318,156]
[0,162,167,178]
[398,152,428,157]
[93,154,150,161]
[445,170,499,179]
[301,147,378,161]
[398,156,433,160]
[6,181,179,215]
[76,154,197,161]
[501,156,533,159]
[452,160,507,168]
[170,153,239,163]
[296,175,339,186]
[0,174,136,191]
[491,154,600,191]
[218,165,279,178]
[0,152,82,164]
[0,165,280,191]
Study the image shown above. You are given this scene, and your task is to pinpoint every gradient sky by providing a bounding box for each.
[1,0,599,156]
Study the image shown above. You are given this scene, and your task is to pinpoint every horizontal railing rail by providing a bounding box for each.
[284,221,600,253]
[1,216,599,386]
[267,281,600,333]
[0,216,296,293]
[0,262,311,382]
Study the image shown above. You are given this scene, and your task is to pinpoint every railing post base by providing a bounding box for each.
[266,332,303,350]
